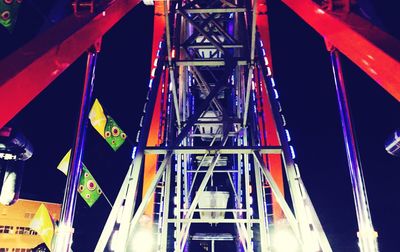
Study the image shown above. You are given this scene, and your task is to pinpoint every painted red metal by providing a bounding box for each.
[257,0,284,220]
[255,67,285,221]
[256,0,273,73]
[280,0,400,101]
[0,0,141,129]
[142,1,166,218]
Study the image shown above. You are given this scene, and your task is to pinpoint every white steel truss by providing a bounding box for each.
[96,0,332,251]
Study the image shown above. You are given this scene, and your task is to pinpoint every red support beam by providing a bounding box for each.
[0,0,141,128]
[143,1,166,219]
[280,0,400,101]
[257,0,284,220]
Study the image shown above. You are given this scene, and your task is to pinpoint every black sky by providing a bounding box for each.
[2,1,399,251]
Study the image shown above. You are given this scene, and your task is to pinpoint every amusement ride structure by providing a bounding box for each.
[0,0,399,251]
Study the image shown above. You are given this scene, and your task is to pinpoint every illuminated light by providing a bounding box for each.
[153,58,158,67]
[140,116,144,127]
[315,8,325,14]
[357,229,379,239]
[109,230,119,251]
[171,49,176,58]
[156,50,160,57]
[367,54,374,60]
[128,217,156,252]
[260,40,264,47]
[159,41,162,48]
[51,69,60,76]
[262,48,266,56]
[273,88,279,99]
[271,224,300,252]
[289,145,296,159]
[361,59,369,66]
[148,79,153,88]
[151,68,156,77]
[252,80,255,90]
[131,146,137,159]
[277,101,282,112]
[285,129,291,142]
[281,114,286,126]
[267,67,272,76]
[271,77,276,87]
[102,11,106,16]
[136,130,141,143]
[369,68,377,75]
[264,56,269,65]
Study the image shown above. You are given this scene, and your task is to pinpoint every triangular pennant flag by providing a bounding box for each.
[88,99,107,137]
[30,204,54,250]
[0,0,22,32]
[89,99,127,151]
[56,150,71,176]
[57,150,102,207]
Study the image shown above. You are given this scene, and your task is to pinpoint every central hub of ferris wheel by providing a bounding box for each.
[96,0,332,251]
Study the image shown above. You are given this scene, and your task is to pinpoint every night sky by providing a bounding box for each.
[2,1,399,251]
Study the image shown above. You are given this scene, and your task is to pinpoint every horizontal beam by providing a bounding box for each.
[187,170,239,173]
[0,0,141,128]
[145,146,282,154]
[176,59,248,66]
[185,8,246,14]
[180,209,247,212]
[168,218,261,223]
[183,44,243,49]
[280,0,400,101]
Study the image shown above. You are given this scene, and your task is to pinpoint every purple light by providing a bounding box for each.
[285,129,291,142]
[281,114,286,126]
[131,146,137,159]
[289,145,296,159]
[271,77,276,87]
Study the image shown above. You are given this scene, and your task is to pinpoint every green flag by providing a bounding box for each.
[0,0,22,32]
[89,99,127,151]
[57,150,102,207]
[79,165,102,207]
[104,115,126,151]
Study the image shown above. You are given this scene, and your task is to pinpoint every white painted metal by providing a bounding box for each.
[97,1,332,251]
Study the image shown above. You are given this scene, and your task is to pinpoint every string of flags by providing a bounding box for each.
[30,99,130,249]
[55,99,127,208]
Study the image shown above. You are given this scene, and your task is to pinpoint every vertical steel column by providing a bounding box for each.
[55,48,99,252]
[329,49,378,252]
